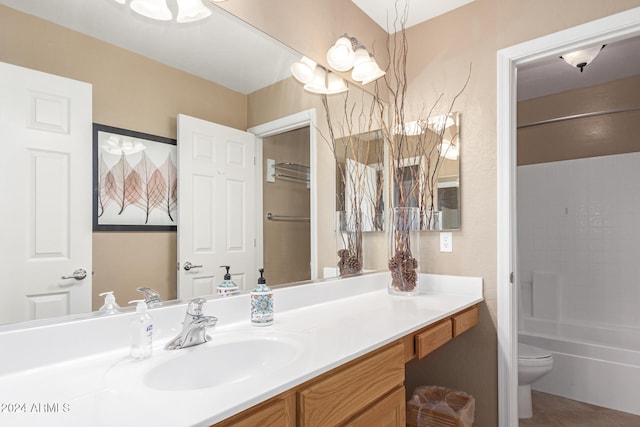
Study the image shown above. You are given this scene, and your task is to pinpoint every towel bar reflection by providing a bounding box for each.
[267,213,310,222]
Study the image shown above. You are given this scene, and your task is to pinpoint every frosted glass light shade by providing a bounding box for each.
[130,0,172,20]
[304,67,329,94]
[351,48,385,84]
[176,0,211,23]
[325,72,348,94]
[561,46,604,72]
[291,57,318,85]
[327,37,356,72]
[439,139,459,160]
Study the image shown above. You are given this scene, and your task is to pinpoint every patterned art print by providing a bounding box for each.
[93,124,177,231]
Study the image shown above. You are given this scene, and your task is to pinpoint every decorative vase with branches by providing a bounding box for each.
[374,11,470,294]
[322,92,385,277]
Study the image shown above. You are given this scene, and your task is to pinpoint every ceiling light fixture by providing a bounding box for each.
[560,45,605,72]
[326,35,385,85]
[113,0,219,23]
[290,57,348,95]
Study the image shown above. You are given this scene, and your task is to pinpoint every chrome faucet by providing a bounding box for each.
[164,298,218,350]
[136,287,162,307]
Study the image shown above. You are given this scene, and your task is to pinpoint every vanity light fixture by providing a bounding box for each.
[326,35,385,84]
[438,139,459,161]
[290,57,348,95]
[113,0,215,23]
[560,45,605,72]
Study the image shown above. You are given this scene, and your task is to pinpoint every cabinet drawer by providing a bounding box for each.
[345,386,406,427]
[453,305,479,337]
[415,319,452,360]
[213,392,295,427]
[298,343,404,427]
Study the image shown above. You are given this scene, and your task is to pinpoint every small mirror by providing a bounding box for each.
[335,129,385,232]
[391,112,460,230]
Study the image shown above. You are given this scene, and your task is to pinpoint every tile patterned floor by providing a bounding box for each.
[519,391,640,427]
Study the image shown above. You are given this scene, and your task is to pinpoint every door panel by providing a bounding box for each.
[0,62,92,324]
[177,114,256,298]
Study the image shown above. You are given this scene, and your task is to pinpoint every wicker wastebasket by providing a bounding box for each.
[407,385,475,427]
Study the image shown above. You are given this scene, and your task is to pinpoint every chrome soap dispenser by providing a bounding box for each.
[250,268,273,326]
[217,265,238,297]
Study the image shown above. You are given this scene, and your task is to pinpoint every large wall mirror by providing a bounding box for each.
[391,113,461,230]
[335,112,461,232]
[0,0,351,327]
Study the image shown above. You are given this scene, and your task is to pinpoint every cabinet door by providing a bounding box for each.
[213,392,295,427]
[298,343,404,427]
[345,386,406,427]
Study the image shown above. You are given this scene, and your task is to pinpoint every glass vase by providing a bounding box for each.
[388,207,420,295]
[336,211,363,277]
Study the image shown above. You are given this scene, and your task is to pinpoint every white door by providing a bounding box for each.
[177,114,257,298]
[0,62,92,324]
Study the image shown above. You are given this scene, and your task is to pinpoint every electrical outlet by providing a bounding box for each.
[440,232,453,253]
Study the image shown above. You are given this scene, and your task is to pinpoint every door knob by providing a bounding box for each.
[183,262,203,271]
[61,268,87,280]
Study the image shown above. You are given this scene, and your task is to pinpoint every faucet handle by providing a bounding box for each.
[186,297,207,316]
[136,287,162,307]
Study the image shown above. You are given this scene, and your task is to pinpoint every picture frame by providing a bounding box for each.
[93,123,177,231]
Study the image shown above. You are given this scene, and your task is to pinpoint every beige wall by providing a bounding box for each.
[0,5,247,309]
[518,75,640,165]
[237,1,640,426]
[5,1,640,424]
[263,127,311,285]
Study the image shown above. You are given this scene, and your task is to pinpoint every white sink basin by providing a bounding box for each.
[142,332,304,391]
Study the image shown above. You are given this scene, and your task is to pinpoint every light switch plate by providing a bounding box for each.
[440,232,453,253]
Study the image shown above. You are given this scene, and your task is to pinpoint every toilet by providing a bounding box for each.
[517,343,553,419]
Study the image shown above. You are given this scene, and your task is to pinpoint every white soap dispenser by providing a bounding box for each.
[128,299,153,360]
[217,265,239,297]
[250,268,273,326]
[98,291,120,314]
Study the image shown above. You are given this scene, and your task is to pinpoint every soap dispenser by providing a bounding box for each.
[128,300,154,360]
[98,291,120,314]
[217,265,239,297]
[250,268,273,326]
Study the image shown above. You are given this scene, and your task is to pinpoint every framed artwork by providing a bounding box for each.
[93,124,177,231]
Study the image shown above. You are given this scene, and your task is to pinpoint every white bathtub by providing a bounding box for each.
[519,317,640,416]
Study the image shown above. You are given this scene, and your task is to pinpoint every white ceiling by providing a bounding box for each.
[352,0,475,31]
[517,36,640,101]
[353,1,640,100]
[3,0,639,100]
[0,0,300,94]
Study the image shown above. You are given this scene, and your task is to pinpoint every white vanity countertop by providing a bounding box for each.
[0,273,482,427]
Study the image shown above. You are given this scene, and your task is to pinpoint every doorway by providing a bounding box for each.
[249,109,318,283]
[496,7,640,427]
[262,127,311,285]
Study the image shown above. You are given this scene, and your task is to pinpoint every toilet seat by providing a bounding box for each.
[518,343,552,360]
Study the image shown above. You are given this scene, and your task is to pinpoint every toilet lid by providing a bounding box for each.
[518,343,552,359]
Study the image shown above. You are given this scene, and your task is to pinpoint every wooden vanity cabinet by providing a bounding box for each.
[213,343,405,427]
[213,391,296,427]
[404,304,479,362]
[212,304,479,427]
[297,342,405,426]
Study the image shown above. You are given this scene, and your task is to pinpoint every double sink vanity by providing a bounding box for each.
[0,272,482,427]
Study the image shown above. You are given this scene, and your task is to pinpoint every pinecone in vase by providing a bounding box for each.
[338,249,361,275]
[388,250,417,292]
